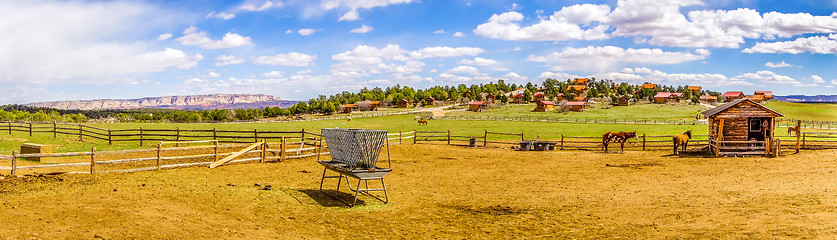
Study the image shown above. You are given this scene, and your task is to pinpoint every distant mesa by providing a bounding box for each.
[774,95,837,103]
[24,94,298,110]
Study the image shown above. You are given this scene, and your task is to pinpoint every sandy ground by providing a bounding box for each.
[0,143,835,239]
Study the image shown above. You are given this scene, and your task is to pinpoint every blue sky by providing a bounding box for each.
[2,0,837,104]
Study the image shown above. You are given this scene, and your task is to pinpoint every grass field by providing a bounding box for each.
[0,144,835,238]
[447,102,710,120]
[761,101,837,121]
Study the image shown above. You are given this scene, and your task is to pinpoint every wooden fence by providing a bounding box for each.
[427,116,837,130]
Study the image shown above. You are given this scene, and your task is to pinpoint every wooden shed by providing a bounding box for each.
[369,101,381,111]
[565,101,587,112]
[396,99,410,108]
[700,95,717,103]
[702,99,783,156]
[654,92,674,104]
[617,96,630,106]
[468,101,488,112]
[754,91,773,100]
[424,97,436,106]
[533,93,545,102]
[343,104,356,113]
[485,93,496,103]
[555,93,565,101]
[534,101,554,112]
[512,94,526,104]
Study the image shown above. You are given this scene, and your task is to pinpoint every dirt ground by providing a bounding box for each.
[0,143,835,239]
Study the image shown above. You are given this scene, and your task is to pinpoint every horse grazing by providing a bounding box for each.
[602,131,638,153]
[673,130,692,155]
[418,118,428,126]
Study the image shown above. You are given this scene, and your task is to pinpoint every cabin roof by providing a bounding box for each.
[672,92,684,97]
[533,93,544,97]
[566,101,586,106]
[701,98,783,117]
[688,86,702,90]
[723,91,745,97]
[641,83,657,88]
[369,101,381,104]
[654,92,673,98]
[700,95,715,100]
[469,101,485,105]
[344,104,356,107]
[539,101,554,105]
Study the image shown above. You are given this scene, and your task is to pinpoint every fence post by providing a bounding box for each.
[447,129,451,145]
[213,128,217,140]
[78,124,82,141]
[413,129,417,144]
[139,127,144,147]
[254,129,258,143]
[53,121,56,138]
[521,131,524,141]
[802,133,806,149]
[90,147,96,174]
[301,128,305,141]
[7,122,11,135]
[399,131,403,145]
[11,151,17,176]
[280,136,286,161]
[642,134,646,151]
[29,122,32,136]
[156,143,162,170]
[108,129,112,145]
[176,127,180,142]
[484,130,488,147]
[260,140,266,163]
[560,134,564,150]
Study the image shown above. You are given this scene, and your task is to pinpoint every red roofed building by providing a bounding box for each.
[572,78,589,85]
[640,83,657,89]
[535,101,554,112]
[754,91,773,100]
[533,93,545,102]
[513,94,526,104]
[723,91,746,102]
[468,101,488,112]
[654,92,676,103]
[565,101,587,112]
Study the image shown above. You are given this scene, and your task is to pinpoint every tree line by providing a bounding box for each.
[1,78,722,123]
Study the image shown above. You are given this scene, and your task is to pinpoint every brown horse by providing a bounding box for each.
[602,131,638,153]
[418,118,428,126]
[788,125,800,136]
[673,130,692,155]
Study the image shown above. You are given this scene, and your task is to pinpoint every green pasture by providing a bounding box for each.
[447,102,709,120]
[761,101,837,121]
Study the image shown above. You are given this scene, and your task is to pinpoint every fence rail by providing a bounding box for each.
[430,116,837,129]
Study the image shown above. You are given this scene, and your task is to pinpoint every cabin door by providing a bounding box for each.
[748,118,769,141]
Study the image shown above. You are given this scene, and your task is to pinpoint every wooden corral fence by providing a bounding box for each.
[426,116,837,130]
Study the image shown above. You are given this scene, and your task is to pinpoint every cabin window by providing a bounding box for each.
[749,119,762,132]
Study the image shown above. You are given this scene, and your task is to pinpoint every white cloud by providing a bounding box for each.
[254,52,317,67]
[261,70,284,78]
[0,1,198,90]
[594,68,752,87]
[323,0,416,21]
[528,46,710,72]
[158,33,173,41]
[206,11,236,20]
[474,5,611,41]
[285,29,293,34]
[433,29,445,34]
[240,1,280,12]
[732,70,803,85]
[350,25,374,33]
[458,57,499,66]
[409,46,485,59]
[176,27,254,49]
[214,55,245,66]
[764,61,798,68]
[207,72,221,78]
[447,66,479,74]
[743,34,837,54]
[537,72,580,81]
[502,72,528,82]
[298,28,317,36]
[453,32,465,37]
[812,75,825,83]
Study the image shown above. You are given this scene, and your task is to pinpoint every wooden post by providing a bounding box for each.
[29,122,32,136]
[176,127,181,142]
[53,122,56,138]
[560,134,564,150]
[108,129,112,145]
[301,128,305,141]
[11,151,17,176]
[717,118,725,156]
[139,127,144,147]
[156,143,162,170]
[802,133,806,149]
[212,141,218,162]
[399,131,403,145]
[254,129,258,143]
[447,129,451,145]
[280,136,286,161]
[642,134,646,150]
[413,129,417,144]
[213,128,217,140]
[484,130,488,147]
[78,124,83,141]
[796,120,801,153]
[90,147,96,174]
[7,122,11,135]
[260,140,266,163]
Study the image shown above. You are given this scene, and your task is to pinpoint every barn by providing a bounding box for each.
[702,98,783,156]
[534,101,554,112]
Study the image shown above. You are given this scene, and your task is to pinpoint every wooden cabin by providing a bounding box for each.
[672,92,684,100]
[700,95,717,103]
[688,86,702,92]
[573,96,588,102]
[702,98,783,156]
[640,83,657,89]
[369,101,381,111]
[396,99,410,108]
[534,101,554,112]
[565,101,587,112]
[722,91,746,102]
[512,94,526,104]
[468,101,488,112]
[747,95,765,103]
[424,97,436,106]
[572,78,589,85]
[617,96,630,106]
[485,93,496,103]
[533,93,545,102]
[754,91,773,100]
[555,93,565,101]
[342,104,356,113]
[653,92,675,104]
[567,85,587,92]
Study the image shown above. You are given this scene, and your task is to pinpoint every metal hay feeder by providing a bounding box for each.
[317,128,391,206]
